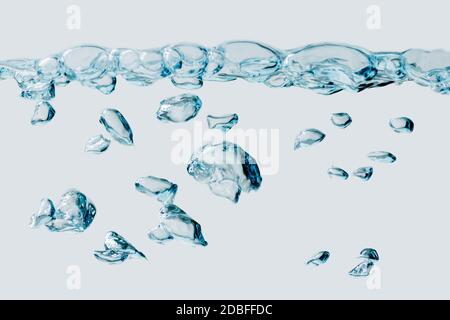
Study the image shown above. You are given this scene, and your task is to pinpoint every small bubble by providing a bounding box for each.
[353,167,373,181]
[306,251,330,266]
[207,113,239,132]
[157,94,202,123]
[327,166,349,180]
[85,135,111,154]
[367,151,396,163]
[330,112,352,128]
[94,231,146,264]
[389,117,414,133]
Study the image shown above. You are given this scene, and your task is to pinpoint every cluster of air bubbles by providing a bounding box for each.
[389,117,414,133]
[295,112,414,182]
[2,42,449,125]
[307,248,379,278]
[135,176,208,246]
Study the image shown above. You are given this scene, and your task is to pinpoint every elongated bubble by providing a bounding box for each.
[85,134,111,154]
[353,167,373,181]
[99,108,134,145]
[148,204,208,246]
[157,94,202,123]
[134,176,178,204]
[327,167,349,180]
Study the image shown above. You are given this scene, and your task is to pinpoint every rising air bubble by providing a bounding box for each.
[389,117,414,133]
[306,251,330,266]
[187,141,262,203]
[349,260,374,277]
[85,134,111,154]
[207,113,239,132]
[327,167,349,180]
[31,101,55,125]
[134,176,178,204]
[367,151,397,163]
[353,167,374,181]
[294,129,326,150]
[359,248,380,261]
[148,204,208,246]
[157,94,202,123]
[349,248,380,277]
[330,112,352,128]
[30,189,96,232]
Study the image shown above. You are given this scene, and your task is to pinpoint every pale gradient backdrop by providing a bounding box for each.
[0,0,448,299]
